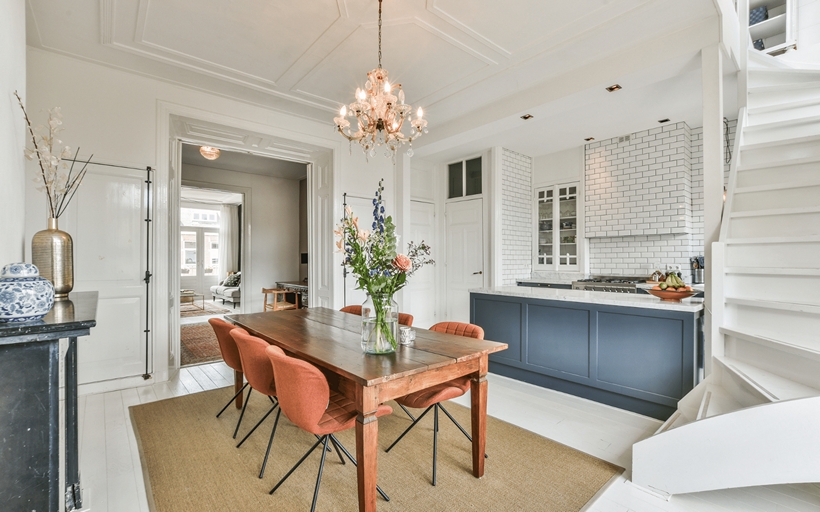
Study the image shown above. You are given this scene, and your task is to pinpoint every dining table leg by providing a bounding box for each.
[470,355,488,478]
[234,370,244,409]
[356,386,379,512]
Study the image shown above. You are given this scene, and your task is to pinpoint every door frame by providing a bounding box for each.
[157,101,340,381]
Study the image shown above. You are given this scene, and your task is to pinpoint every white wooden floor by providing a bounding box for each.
[78,362,820,512]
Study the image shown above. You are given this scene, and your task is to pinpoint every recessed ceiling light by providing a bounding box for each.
[520,114,534,120]
[605,84,622,92]
[199,146,221,160]
[584,137,595,141]
[658,118,671,123]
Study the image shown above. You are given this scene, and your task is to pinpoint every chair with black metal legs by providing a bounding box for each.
[207,318,250,439]
[385,321,487,486]
[230,329,289,479]
[265,344,392,512]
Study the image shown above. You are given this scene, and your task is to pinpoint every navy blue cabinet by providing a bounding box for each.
[471,292,701,420]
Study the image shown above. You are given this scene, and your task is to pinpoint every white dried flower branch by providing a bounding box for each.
[15,91,93,219]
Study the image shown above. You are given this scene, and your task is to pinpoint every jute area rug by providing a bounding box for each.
[131,388,623,511]
[180,324,222,366]
[180,302,231,318]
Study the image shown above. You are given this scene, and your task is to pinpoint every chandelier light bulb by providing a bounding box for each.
[417,107,424,118]
[357,88,366,101]
[384,81,391,93]
[340,105,347,116]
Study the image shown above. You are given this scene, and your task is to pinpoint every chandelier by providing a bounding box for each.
[334,0,427,160]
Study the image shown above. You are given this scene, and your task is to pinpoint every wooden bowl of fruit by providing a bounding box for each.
[647,275,697,302]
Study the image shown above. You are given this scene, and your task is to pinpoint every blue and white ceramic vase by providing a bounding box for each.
[0,263,55,323]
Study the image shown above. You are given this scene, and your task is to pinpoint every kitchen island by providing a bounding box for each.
[470,286,703,420]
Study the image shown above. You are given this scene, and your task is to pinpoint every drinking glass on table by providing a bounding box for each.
[399,326,415,345]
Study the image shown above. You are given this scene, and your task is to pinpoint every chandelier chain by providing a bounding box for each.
[378,0,382,68]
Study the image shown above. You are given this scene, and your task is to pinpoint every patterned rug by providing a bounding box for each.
[180,323,223,366]
[180,301,231,318]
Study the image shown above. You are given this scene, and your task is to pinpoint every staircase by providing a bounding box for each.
[632,49,820,497]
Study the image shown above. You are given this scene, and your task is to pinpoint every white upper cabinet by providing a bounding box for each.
[535,183,579,270]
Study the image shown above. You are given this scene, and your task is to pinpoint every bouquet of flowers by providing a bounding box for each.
[335,179,434,350]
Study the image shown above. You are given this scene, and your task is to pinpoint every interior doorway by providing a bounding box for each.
[179,185,244,367]
[175,142,309,368]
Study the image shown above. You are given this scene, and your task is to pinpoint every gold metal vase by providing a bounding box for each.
[32,217,74,300]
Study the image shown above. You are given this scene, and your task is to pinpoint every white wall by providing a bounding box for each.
[501,149,533,285]
[182,164,300,312]
[0,0,26,264]
[24,47,390,383]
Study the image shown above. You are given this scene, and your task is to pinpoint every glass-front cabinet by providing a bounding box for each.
[535,183,579,269]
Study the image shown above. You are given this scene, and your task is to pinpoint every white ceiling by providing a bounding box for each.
[26,0,726,162]
[181,143,307,180]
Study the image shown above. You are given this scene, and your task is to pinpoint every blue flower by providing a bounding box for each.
[372,198,377,205]
[372,222,377,230]
[369,269,377,276]
[383,270,390,276]
[380,206,384,214]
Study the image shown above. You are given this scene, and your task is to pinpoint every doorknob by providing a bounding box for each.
[473,271,483,275]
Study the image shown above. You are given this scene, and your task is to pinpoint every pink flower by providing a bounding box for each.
[392,254,412,272]
[357,229,370,243]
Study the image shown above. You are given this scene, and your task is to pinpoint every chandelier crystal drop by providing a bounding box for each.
[334,0,427,160]
[199,146,221,160]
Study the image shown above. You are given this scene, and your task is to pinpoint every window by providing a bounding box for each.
[448,157,482,199]
[181,207,220,227]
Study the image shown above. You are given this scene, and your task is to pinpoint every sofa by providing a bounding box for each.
[210,272,241,308]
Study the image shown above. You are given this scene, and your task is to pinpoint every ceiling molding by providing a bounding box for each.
[426,0,512,56]
[291,15,494,108]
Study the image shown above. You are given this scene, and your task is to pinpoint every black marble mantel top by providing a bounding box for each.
[0,291,98,344]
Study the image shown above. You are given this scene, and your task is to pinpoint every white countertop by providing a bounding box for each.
[471,286,704,313]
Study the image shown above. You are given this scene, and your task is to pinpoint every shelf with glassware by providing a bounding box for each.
[535,183,579,270]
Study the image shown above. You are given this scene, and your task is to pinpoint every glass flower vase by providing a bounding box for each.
[361,293,398,354]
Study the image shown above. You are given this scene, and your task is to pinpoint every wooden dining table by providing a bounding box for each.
[226,307,507,512]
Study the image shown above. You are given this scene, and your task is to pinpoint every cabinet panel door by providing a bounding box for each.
[597,312,685,399]
[474,297,521,363]
[526,304,590,378]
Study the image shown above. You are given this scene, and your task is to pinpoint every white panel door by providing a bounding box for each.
[64,165,150,384]
[446,198,484,323]
[405,201,436,328]
[309,157,334,309]
[342,195,375,308]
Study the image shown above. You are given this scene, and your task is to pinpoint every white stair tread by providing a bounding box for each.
[697,384,744,419]
[748,81,820,95]
[725,296,820,314]
[748,97,820,116]
[725,235,820,245]
[718,356,820,402]
[724,267,820,276]
[734,179,820,194]
[720,326,820,359]
[730,206,820,218]
[744,113,820,133]
[739,154,820,171]
[742,133,820,151]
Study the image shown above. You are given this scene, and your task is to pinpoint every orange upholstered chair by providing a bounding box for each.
[208,318,250,438]
[231,329,284,479]
[385,321,486,486]
[339,304,414,326]
[266,345,392,510]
